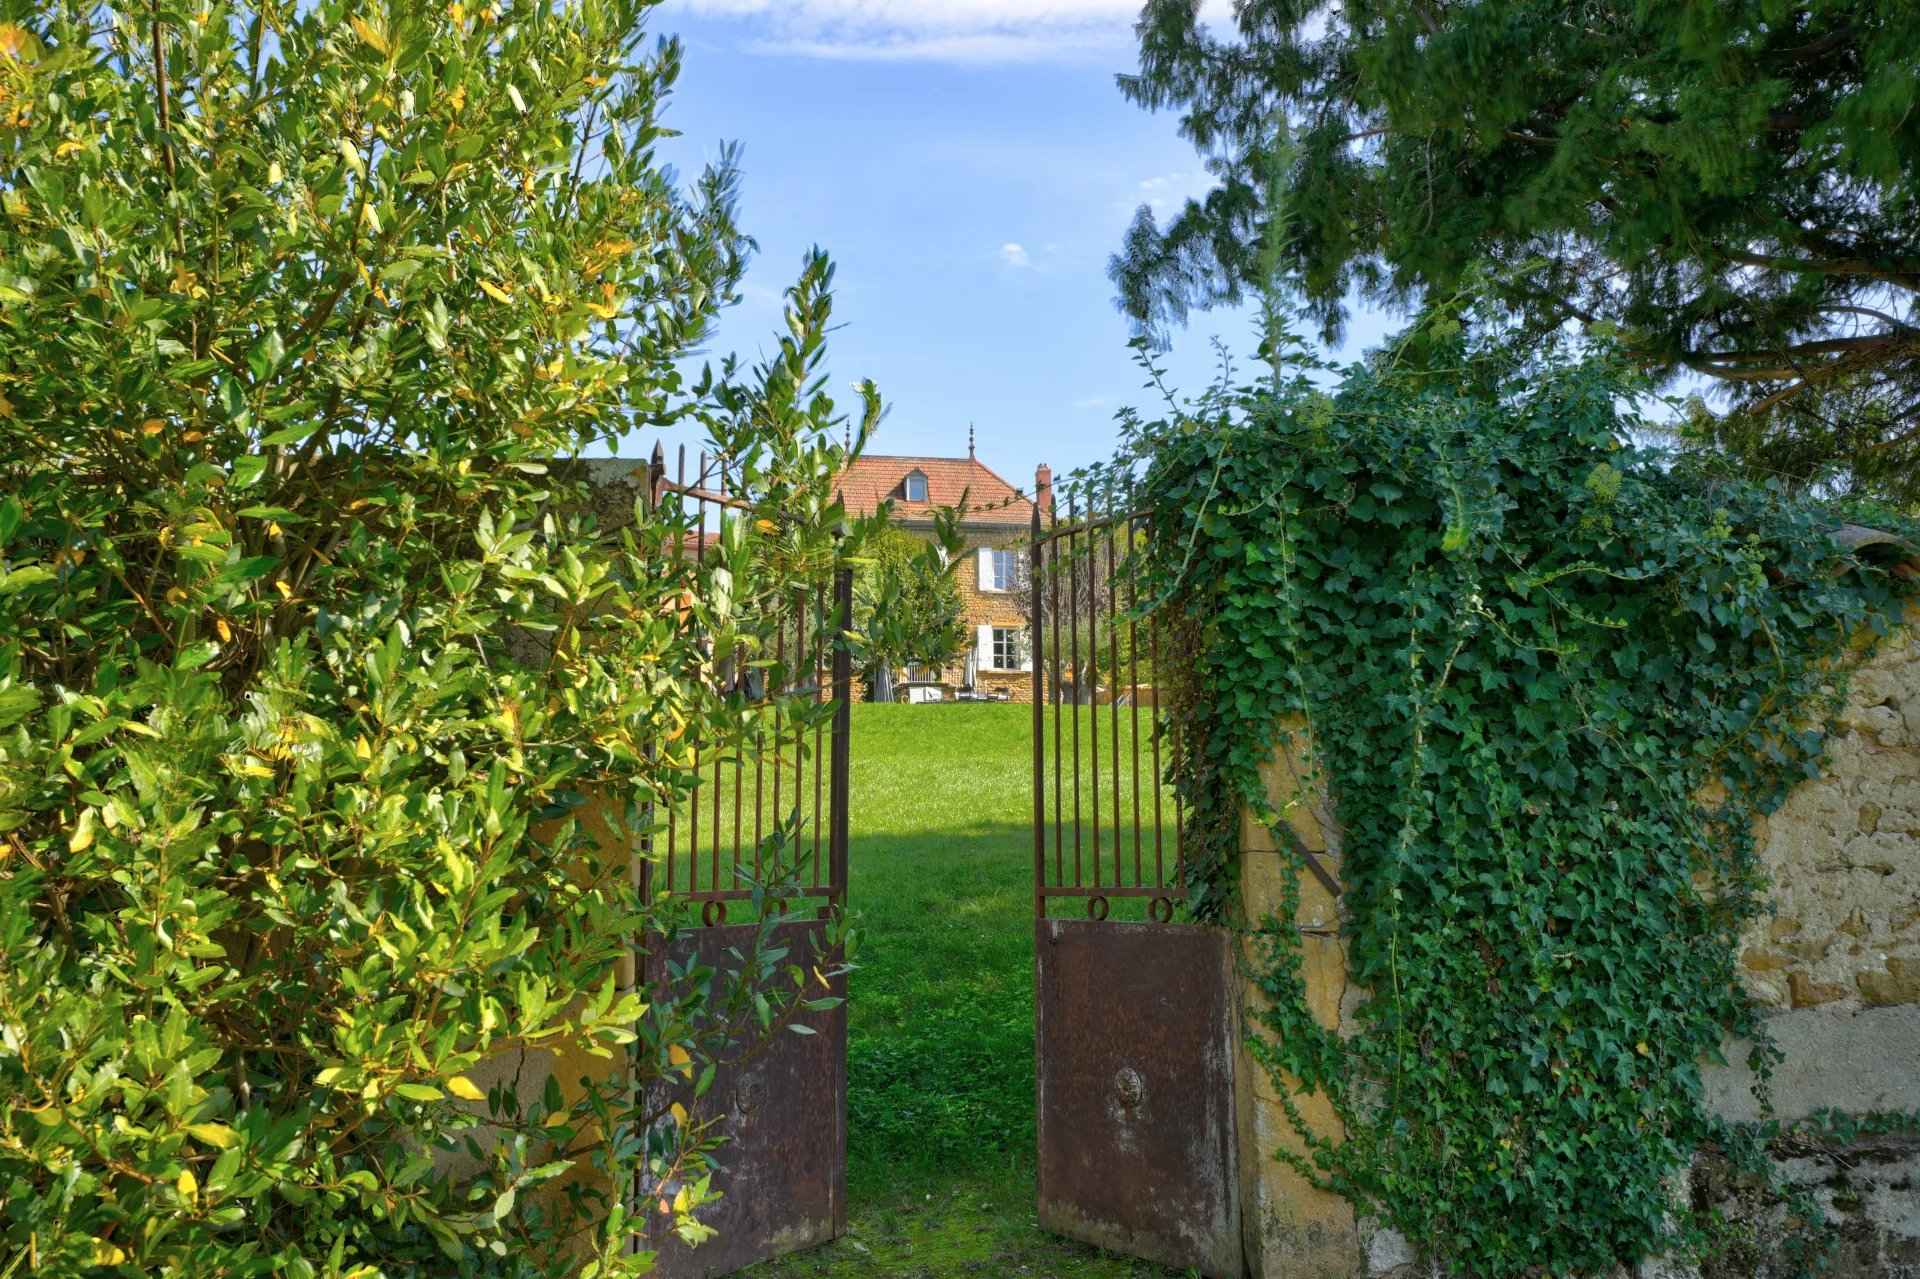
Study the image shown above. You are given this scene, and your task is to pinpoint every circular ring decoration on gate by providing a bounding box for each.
[1148,895,1176,924]
[701,899,729,928]
[1086,894,1110,921]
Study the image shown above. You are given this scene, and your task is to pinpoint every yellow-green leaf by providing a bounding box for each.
[349,16,389,55]
[186,1123,239,1149]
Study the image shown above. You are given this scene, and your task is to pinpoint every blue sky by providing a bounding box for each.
[627,0,1397,490]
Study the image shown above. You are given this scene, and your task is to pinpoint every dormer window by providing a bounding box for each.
[902,470,928,502]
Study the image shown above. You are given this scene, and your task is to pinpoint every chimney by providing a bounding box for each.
[1035,463,1053,515]
[968,423,976,460]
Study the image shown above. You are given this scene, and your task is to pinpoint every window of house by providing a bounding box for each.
[991,626,1023,671]
[984,547,1018,592]
[903,471,928,502]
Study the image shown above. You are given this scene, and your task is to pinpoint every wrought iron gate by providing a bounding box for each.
[638,447,851,1277]
[1028,493,1242,1278]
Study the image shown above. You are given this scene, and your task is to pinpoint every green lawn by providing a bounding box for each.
[742,703,1189,1278]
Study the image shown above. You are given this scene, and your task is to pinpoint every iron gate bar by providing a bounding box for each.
[1069,493,1082,892]
[1031,499,1047,919]
[1088,494,1101,887]
[1127,514,1142,887]
[642,445,853,914]
[1107,516,1122,887]
[1050,503,1064,887]
[1149,582,1163,888]
[829,562,851,895]
[1030,486,1182,918]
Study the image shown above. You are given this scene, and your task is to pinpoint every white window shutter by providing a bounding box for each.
[977,547,993,591]
[1021,627,1033,672]
[976,624,994,669]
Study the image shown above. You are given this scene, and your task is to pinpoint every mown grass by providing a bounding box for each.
[843,704,1037,1187]
[740,702,1188,1279]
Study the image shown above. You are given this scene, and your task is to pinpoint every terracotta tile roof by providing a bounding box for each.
[836,454,1036,528]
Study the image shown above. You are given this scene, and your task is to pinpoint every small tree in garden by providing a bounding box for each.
[0,3,870,1276]
[851,521,966,698]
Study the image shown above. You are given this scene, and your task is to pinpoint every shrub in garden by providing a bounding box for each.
[0,3,868,1275]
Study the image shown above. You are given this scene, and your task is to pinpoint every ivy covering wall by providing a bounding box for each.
[1118,340,1919,1276]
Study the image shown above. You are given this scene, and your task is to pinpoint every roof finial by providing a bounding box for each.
[968,423,976,460]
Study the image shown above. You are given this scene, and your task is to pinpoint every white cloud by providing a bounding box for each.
[1128,170,1218,220]
[669,0,1234,62]
[999,242,1033,269]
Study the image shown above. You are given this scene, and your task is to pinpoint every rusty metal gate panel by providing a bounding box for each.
[636,447,851,1276]
[1035,919,1240,1275]
[1028,485,1244,1277]
[642,920,846,1277]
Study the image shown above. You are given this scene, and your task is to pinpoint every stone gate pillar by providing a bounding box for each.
[1234,726,1365,1278]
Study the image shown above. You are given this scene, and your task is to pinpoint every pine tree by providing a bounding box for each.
[1113,0,1920,503]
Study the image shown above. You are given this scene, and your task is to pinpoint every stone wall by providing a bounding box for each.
[1697,600,1920,1278]
[1738,610,1920,1012]
[1236,604,1920,1278]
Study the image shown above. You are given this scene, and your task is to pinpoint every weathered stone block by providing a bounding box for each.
[1858,958,1920,1008]
[1791,971,1856,1007]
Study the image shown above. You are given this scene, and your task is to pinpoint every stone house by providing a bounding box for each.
[835,443,1051,703]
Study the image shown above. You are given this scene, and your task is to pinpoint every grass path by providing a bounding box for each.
[742,703,1188,1278]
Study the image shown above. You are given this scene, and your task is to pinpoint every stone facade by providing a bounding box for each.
[945,521,1036,702]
